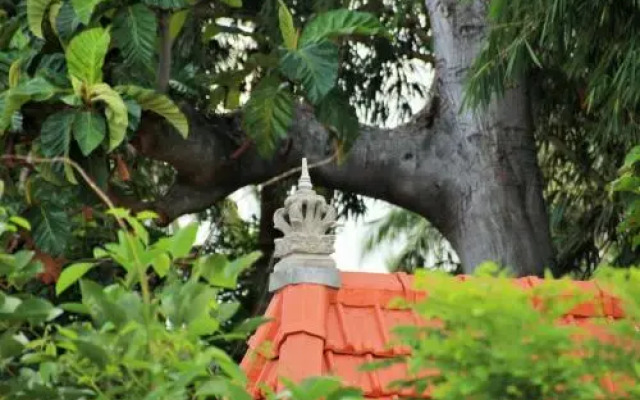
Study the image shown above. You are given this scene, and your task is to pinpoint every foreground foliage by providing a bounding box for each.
[1,185,365,399]
[381,265,640,399]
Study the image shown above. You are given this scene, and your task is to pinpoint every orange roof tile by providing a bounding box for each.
[240,272,627,399]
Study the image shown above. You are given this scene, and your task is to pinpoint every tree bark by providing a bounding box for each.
[132,0,555,276]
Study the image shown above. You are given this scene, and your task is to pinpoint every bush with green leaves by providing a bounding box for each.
[377,265,640,399]
[1,186,367,399]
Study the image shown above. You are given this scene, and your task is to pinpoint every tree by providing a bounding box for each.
[2,0,638,280]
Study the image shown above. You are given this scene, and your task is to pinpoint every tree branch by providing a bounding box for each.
[134,102,458,233]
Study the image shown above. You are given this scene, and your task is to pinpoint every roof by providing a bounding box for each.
[240,272,626,399]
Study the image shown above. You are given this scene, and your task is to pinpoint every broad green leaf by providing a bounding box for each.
[70,0,104,24]
[89,83,128,150]
[8,216,31,230]
[0,18,20,50]
[196,378,252,400]
[141,0,188,9]
[278,0,297,50]
[285,376,343,400]
[80,280,127,327]
[55,1,82,42]
[242,76,293,156]
[202,22,220,42]
[225,87,241,110]
[65,27,110,86]
[279,40,339,104]
[197,251,260,289]
[27,0,54,38]
[624,146,640,167]
[220,0,242,7]
[165,222,198,259]
[0,77,60,133]
[39,111,74,158]
[48,2,61,37]
[8,59,20,88]
[116,85,188,137]
[231,316,270,335]
[14,298,62,323]
[56,263,95,295]
[151,253,171,278]
[316,89,359,152]
[113,4,157,67]
[299,9,388,46]
[27,205,71,256]
[170,9,189,40]
[74,340,109,367]
[0,331,25,359]
[72,111,106,156]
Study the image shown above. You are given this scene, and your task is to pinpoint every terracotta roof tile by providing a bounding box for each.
[241,271,628,399]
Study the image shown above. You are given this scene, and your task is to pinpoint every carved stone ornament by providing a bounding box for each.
[269,159,340,291]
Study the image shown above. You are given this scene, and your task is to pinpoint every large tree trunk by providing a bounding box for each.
[132,0,555,276]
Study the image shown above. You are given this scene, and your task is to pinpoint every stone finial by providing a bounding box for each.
[268,158,341,291]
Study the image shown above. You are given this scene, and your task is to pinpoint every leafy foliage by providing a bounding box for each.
[242,76,294,156]
[116,85,189,138]
[466,0,640,273]
[112,4,157,68]
[378,265,640,399]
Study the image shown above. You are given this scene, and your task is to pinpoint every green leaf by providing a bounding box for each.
[74,340,109,368]
[27,0,54,38]
[299,9,387,46]
[27,205,71,256]
[80,280,127,327]
[278,0,297,50]
[198,251,260,289]
[279,40,339,104]
[113,4,157,67]
[0,77,60,133]
[165,223,198,259]
[65,27,111,86]
[70,0,104,24]
[169,9,189,40]
[72,111,106,156]
[242,76,294,156]
[196,378,252,400]
[285,376,343,400]
[89,83,128,150]
[0,331,25,359]
[151,253,171,278]
[39,111,74,158]
[141,0,188,10]
[55,1,82,42]
[316,89,359,152]
[221,0,242,7]
[14,298,62,323]
[624,146,640,168]
[56,263,95,295]
[116,85,188,137]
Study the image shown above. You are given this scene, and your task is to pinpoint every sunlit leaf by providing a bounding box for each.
[299,9,387,45]
[242,76,293,156]
[279,40,339,104]
[56,263,95,295]
[116,85,188,137]
[113,4,157,67]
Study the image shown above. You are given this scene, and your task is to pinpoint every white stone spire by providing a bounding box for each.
[268,158,341,291]
[298,158,313,191]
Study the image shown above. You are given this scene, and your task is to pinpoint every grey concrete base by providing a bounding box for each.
[268,266,341,292]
